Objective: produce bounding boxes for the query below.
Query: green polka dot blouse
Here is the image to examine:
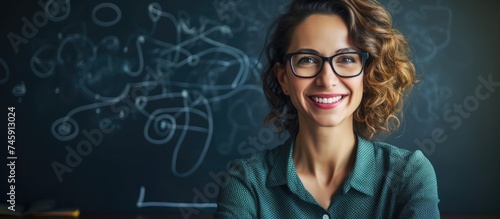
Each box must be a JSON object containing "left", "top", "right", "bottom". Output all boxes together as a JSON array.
[{"left": 215, "top": 136, "right": 439, "bottom": 218}]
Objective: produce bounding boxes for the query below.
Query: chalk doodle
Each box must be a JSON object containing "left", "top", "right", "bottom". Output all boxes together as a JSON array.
[
  {"left": 212, "top": 0, "right": 287, "bottom": 54},
  {"left": 91, "top": 3, "right": 122, "bottom": 27},
  {"left": 31, "top": 45, "right": 57, "bottom": 78},
  {"left": 44, "top": 0, "right": 71, "bottom": 22},
  {"left": 16, "top": 0, "right": 271, "bottom": 209},
  {"left": 400, "top": 0, "right": 454, "bottom": 124},
  {"left": 137, "top": 186, "right": 217, "bottom": 208},
  {"left": 411, "top": 72, "right": 452, "bottom": 124},
  {"left": 403, "top": 1, "right": 452, "bottom": 63},
  {"left": 12, "top": 81, "right": 27, "bottom": 102}
]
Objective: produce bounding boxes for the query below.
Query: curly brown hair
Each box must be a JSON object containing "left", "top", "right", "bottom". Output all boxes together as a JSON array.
[{"left": 262, "top": 0, "right": 416, "bottom": 140}]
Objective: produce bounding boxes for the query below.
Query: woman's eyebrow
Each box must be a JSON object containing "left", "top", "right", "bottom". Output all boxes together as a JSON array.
[
  {"left": 294, "top": 48, "right": 320, "bottom": 54},
  {"left": 335, "top": 47, "right": 357, "bottom": 53},
  {"left": 293, "top": 47, "right": 358, "bottom": 54}
]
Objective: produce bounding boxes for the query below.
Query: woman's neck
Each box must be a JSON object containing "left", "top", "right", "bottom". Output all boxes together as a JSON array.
[{"left": 292, "top": 118, "right": 357, "bottom": 184}]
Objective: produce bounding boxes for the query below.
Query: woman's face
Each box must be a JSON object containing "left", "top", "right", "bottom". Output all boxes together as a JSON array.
[{"left": 275, "top": 14, "right": 364, "bottom": 130}]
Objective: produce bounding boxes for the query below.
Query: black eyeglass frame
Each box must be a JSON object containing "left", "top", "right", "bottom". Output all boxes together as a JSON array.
[{"left": 283, "top": 51, "right": 370, "bottom": 78}]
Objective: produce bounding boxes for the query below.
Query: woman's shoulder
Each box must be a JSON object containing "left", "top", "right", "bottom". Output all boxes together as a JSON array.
[
  {"left": 368, "top": 139, "right": 437, "bottom": 186},
  {"left": 226, "top": 138, "right": 291, "bottom": 181},
  {"left": 370, "top": 140, "right": 432, "bottom": 168},
  {"left": 367, "top": 140, "right": 440, "bottom": 216}
]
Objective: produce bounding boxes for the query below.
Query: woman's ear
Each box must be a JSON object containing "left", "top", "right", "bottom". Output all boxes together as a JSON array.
[{"left": 274, "top": 62, "right": 289, "bottom": 95}]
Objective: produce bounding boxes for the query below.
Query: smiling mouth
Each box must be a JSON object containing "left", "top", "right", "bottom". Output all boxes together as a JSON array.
[{"left": 311, "top": 95, "right": 346, "bottom": 104}]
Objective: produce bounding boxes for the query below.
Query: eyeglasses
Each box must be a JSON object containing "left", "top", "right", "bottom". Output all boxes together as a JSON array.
[{"left": 283, "top": 51, "right": 369, "bottom": 78}]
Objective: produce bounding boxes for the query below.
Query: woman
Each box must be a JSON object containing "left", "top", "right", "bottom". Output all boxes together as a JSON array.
[{"left": 215, "top": 0, "right": 439, "bottom": 218}]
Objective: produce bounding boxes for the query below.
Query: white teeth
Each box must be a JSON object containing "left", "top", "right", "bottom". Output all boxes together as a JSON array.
[{"left": 313, "top": 96, "right": 342, "bottom": 103}]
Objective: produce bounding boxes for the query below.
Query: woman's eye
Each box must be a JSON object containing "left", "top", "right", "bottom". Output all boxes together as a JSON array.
[
  {"left": 337, "top": 56, "right": 357, "bottom": 64},
  {"left": 297, "top": 57, "right": 318, "bottom": 65}
]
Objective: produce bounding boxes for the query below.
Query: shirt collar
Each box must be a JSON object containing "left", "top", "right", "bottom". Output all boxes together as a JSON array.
[
  {"left": 267, "top": 137, "right": 292, "bottom": 187},
  {"left": 343, "top": 137, "right": 376, "bottom": 196},
  {"left": 267, "top": 135, "right": 376, "bottom": 196}
]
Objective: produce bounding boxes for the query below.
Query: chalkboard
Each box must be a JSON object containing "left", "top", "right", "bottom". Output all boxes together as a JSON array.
[{"left": 1, "top": 0, "right": 499, "bottom": 216}]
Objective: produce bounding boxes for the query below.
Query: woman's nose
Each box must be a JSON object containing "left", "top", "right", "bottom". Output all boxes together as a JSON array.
[{"left": 315, "top": 61, "right": 339, "bottom": 87}]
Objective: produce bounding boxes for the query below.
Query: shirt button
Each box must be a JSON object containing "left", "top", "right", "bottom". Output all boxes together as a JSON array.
[{"left": 322, "top": 214, "right": 329, "bottom": 219}]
